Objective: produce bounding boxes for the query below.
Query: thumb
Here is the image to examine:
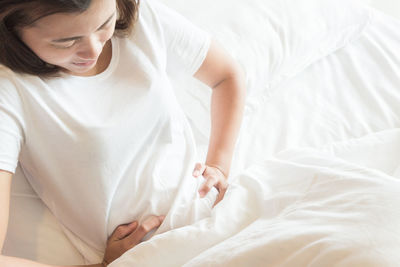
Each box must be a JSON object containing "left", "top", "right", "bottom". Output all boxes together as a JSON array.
[{"left": 110, "top": 221, "right": 138, "bottom": 241}]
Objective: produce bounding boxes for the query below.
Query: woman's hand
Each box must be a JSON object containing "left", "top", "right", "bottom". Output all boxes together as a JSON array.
[
  {"left": 192, "top": 163, "right": 228, "bottom": 207},
  {"left": 102, "top": 215, "right": 164, "bottom": 266}
]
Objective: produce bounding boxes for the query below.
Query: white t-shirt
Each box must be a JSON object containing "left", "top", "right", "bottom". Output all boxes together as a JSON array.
[{"left": 0, "top": 0, "right": 214, "bottom": 252}]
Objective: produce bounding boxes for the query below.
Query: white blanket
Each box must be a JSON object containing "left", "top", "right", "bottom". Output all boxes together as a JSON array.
[{"left": 110, "top": 129, "right": 400, "bottom": 267}]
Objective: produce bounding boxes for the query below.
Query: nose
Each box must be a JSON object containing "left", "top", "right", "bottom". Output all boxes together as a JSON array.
[{"left": 76, "top": 36, "right": 103, "bottom": 60}]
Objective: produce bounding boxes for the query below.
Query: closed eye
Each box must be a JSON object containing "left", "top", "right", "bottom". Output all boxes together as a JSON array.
[
  {"left": 50, "top": 11, "right": 116, "bottom": 45},
  {"left": 53, "top": 40, "right": 77, "bottom": 49}
]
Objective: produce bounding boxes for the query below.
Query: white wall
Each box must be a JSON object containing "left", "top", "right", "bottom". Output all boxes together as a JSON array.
[{"left": 360, "top": 0, "right": 400, "bottom": 20}]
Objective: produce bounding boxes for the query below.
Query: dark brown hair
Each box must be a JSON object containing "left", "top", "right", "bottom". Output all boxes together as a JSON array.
[{"left": 0, "top": 0, "right": 140, "bottom": 77}]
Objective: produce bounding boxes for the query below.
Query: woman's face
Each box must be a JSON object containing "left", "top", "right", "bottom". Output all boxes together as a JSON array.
[{"left": 19, "top": 0, "right": 117, "bottom": 76}]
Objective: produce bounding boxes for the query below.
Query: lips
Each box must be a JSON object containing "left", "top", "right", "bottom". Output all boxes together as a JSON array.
[{"left": 73, "top": 60, "right": 96, "bottom": 67}]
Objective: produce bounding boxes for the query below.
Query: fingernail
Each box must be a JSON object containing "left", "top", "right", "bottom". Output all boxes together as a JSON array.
[
  {"left": 193, "top": 170, "right": 200, "bottom": 176},
  {"left": 199, "top": 190, "right": 206, "bottom": 197}
]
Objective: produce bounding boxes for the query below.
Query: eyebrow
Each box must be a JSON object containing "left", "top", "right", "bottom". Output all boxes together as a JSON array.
[{"left": 51, "top": 12, "right": 116, "bottom": 43}]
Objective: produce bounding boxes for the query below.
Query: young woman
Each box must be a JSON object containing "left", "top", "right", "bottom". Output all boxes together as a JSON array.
[{"left": 0, "top": 0, "right": 246, "bottom": 266}]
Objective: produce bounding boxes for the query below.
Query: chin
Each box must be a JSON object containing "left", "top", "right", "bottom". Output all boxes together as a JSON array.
[
  {"left": 71, "top": 67, "right": 92, "bottom": 73},
  {"left": 68, "top": 64, "right": 96, "bottom": 74}
]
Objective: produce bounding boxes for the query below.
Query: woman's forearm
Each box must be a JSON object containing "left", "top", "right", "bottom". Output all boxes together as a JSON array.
[
  {"left": 0, "top": 255, "right": 104, "bottom": 267},
  {"left": 205, "top": 70, "right": 246, "bottom": 177}
]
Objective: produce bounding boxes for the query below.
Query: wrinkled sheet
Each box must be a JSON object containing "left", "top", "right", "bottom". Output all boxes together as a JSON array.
[{"left": 110, "top": 129, "right": 400, "bottom": 267}]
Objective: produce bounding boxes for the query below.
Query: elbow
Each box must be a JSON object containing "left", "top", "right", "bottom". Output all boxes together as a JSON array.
[
  {"left": 223, "top": 63, "right": 247, "bottom": 99},
  {"left": 213, "top": 63, "right": 247, "bottom": 93}
]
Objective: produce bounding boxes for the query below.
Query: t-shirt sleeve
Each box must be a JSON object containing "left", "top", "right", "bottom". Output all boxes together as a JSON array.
[
  {"left": 0, "top": 75, "right": 24, "bottom": 174},
  {"left": 148, "top": 0, "right": 212, "bottom": 76}
]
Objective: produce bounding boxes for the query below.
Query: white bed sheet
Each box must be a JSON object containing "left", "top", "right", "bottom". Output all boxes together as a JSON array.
[
  {"left": 4, "top": 5, "right": 400, "bottom": 267},
  {"left": 110, "top": 128, "right": 400, "bottom": 267}
]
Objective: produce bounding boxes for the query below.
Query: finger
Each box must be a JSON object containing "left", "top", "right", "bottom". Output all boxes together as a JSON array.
[
  {"left": 218, "top": 178, "right": 229, "bottom": 191},
  {"left": 198, "top": 176, "right": 217, "bottom": 197},
  {"left": 110, "top": 221, "right": 138, "bottom": 241},
  {"left": 127, "top": 215, "right": 164, "bottom": 245},
  {"left": 192, "top": 162, "right": 206, "bottom": 178},
  {"left": 212, "top": 187, "right": 227, "bottom": 208}
]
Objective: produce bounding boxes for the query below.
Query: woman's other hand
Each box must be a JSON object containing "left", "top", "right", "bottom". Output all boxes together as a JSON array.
[
  {"left": 102, "top": 215, "right": 165, "bottom": 265},
  {"left": 192, "top": 163, "right": 228, "bottom": 207}
]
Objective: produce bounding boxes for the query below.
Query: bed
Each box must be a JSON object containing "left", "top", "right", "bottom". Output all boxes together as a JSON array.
[{"left": 3, "top": 0, "right": 400, "bottom": 266}]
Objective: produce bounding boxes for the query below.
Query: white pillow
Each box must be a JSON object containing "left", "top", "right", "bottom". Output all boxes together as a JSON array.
[{"left": 161, "top": 0, "right": 372, "bottom": 97}]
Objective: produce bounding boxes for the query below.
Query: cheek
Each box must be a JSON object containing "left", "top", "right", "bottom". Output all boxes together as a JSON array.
[
  {"left": 37, "top": 49, "right": 74, "bottom": 65},
  {"left": 27, "top": 43, "right": 74, "bottom": 66},
  {"left": 20, "top": 30, "right": 73, "bottom": 65},
  {"left": 104, "top": 30, "right": 114, "bottom": 42},
  {"left": 104, "top": 21, "right": 117, "bottom": 41}
]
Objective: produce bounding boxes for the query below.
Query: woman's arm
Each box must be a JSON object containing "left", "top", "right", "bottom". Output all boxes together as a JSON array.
[
  {"left": 0, "top": 170, "right": 12, "bottom": 253},
  {"left": 193, "top": 39, "right": 246, "bottom": 198},
  {"left": 194, "top": 39, "right": 246, "bottom": 175},
  {"left": 1, "top": 170, "right": 62, "bottom": 266}
]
